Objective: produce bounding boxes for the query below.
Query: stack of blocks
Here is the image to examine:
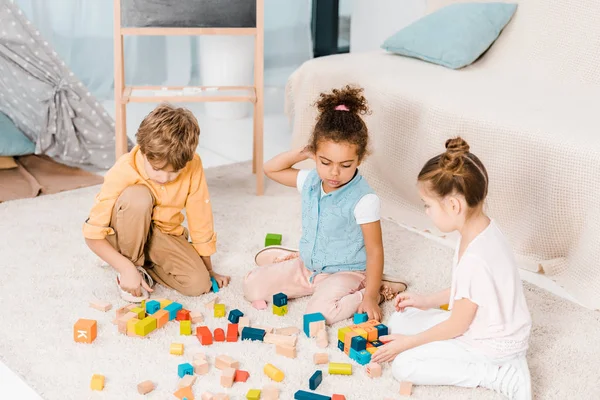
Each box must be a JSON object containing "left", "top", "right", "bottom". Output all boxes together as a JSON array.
[
  {"left": 272, "top": 293, "right": 288, "bottom": 316},
  {"left": 336, "top": 313, "right": 388, "bottom": 365}
]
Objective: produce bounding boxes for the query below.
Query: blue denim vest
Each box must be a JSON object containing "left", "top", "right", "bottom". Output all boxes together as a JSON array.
[{"left": 299, "top": 169, "right": 374, "bottom": 280}]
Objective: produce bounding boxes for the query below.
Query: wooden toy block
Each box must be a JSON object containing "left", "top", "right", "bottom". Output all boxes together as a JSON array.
[
  {"left": 276, "top": 344, "right": 297, "bottom": 358},
  {"left": 316, "top": 329, "right": 328, "bottom": 348},
  {"left": 205, "top": 297, "right": 218, "bottom": 310},
  {"left": 145, "top": 300, "right": 160, "bottom": 314},
  {"left": 153, "top": 309, "right": 170, "bottom": 328},
  {"left": 353, "top": 312, "right": 368, "bottom": 324},
  {"left": 201, "top": 392, "right": 214, "bottom": 400},
  {"left": 226, "top": 324, "right": 239, "bottom": 342},
  {"left": 117, "top": 312, "right": 136, "bottom": 334},
  {"left": 241, "top": 326, "right": 266, "bottom": 341},
  {"left": 264, "top": 363, "right": 284, "bottom": 382},
  {"left": 174, "top": 385, "right": 195, "bottom": 400},
  {"left": 214, "top": 304, "right": 226, "bottom": 318},
  {"left": 220, "top": 367, "right": 236, "bottom": 388},
  {"left": 74, "top": 319, "right": 97, "bottom": 343},
  {"left": 262, "top": 384, "right": 279, "bottom": 400},
  {"left": 265, "top": 232, "right": 282, "bottom": 247},
  {"left": 329, "top": 362, "right": 352, "bottom": 375},
  {"left": 252, "top": 300, "right": 268, "bottom": 310},
  {"left": 164, "top": 302, "right": 183, "bottom": 320},
  {"left": 294, "top": 390, "right": 330, "bottom": 400},
  {"left": 215, "top": 354, "right": 239, "bottom": 370},
  {"left": 351, "top": 335, "right": 367, "bottom": 351},
  {"left": 238, "top": 316, "right": 250, "bottom": 333},
  {"left": 194, "top": 352, "right": 207, "bottom": 361},
  {"left": 214, "top": 328, "right": 225, "bottom": 342},
  {"left": 309, "top": 320, "right": 326, "bottom": 338},
  {"left": 246, "top": 389, "right": 261, "bottom": 400},
  {"left": 366, "top": 347, "right": 377, "bottom": 354},
  {"left": 211, "top": 276, "right": 220, "bottom": 293},
  {"left": 176, "top": 309, "right": 191, "bottom": 321},
  {"left": 228, "top": 309, "right": 244, "bottom": 323},
  {"left": 90, "top": 301, "right": 112, "bottom": 312},
  {"left": 344, "top": 331, "right": 358, "bottom": 349},
  {"left": 170, "top": 342, "right": 184, "bottom": 355},
  {"left": 309, "top": 370, "right": 322, "bottom": 390},
  {"left": 180, "top": 320, "right": 192, "bottom": 335},
  {"left": 374, "top": 324, "right": 389, "bottom": 337},
  {"left": 159, "top": 298, "right": 172, "bottom": 309},
  {"left": 337, "top": 327, "right": 351, "bottom": 343},
  {"left": 130, "top": 306, "right": 145, "bottom": 319},
  {"left": 253, "top": 325, "right": 274, "bottom": 333},
  {"left": 214, "top": 394, "right": 229, "bottom": 400},
  {"left": 353, "top": 328, "right": 368, "bottom": 339},
  {"left": 314, "top": 353, "right": 328, "bottom": 364},
  {"left": 273, "top": 292, "right": 288, "bottom": 307},
  {"left": 440, "top": 303, "right": 449, "bottom": 311},
  {"left": 196, "top": 326, "right": 213, "bottom": 345},
  {"left": 115, "top": 304, "right": 133, "bottom": 319},
  {"left": 264, "top": 333, "right": 297, "bottom": 347},
  {"left": 273, "top": 304, "right": 288, "bottom": 316},
  {"left": 370, "top": 340, "right": 384, "bottom": 347},
  {"left": 178, "top": 362, "right": 194, "bottom": 378},
  {"left": 135, "top": 316, "right": 157, "bottom": 336},
  {"left": 190, "top": 310, "right": 204, "bottom": 324},
  {"left": 178, "top": 374, "right": 197, "bottom": 388},
  {"left": 276, "top": 326, "right": 300, "bottom": 336},
  {"left": 193, "top": 359, "right": 209, "bottom": 375},
  {"left": 331, "top": 395, "right": 346, "bottom": 400},
  {"left": 127, "top": 318, "right": 140, "bottom": 337},
  {"left": 235, "top": 370, "right": 250, "bottom": 382},
  {"left": 367, "top": 319, "right": 380, "bottom": 326},
  {"left": 137, "top": 380, "right": 154, "bottom": 394},
  {"left": 399, "top": 381, "right": 413, "bottom": 396},
  {"left": 365, "top": 326, "right": 378, "bottom": 341},
  {"left": 303, "top": 312, "right": 326, "bottom": 337},
  {"left": 366, "top": 362, "right": 382, "bottom": 378},
  {"left": 90, "top": 374, "right": 104, "bottom": 391}
]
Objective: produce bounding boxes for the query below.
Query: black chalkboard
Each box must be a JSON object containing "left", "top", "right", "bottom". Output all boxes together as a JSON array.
[{"left": 121, "top": 0, "right": 257, "bottom": 28}]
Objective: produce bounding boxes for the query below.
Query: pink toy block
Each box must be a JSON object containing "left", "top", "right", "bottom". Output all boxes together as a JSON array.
[{"left": 366, "top": 362, "right": 382, "bottom": 378}]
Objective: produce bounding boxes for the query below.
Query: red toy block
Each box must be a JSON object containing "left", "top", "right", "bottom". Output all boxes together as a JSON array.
[
  {"left": 176, "top": 309, "right": 191, "bottom": 321},
  {"left": 226, "top": 324, "right": 238, "bottom": 342},
  {"left": 332, "top": 395, "right": 346, "bottom": 400},
  {"left": 196, "top": 326, "right": 213, "bottom": 345},
  {"left": 214, "top": 328, "right": 225, "bottom": 342},
  {"left": 234, "top": 370, "right": 250, "bottom": 382}
]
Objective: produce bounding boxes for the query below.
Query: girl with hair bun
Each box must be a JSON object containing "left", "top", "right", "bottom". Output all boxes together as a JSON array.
[{"left": 373, "top": 137, "right": 532, "bottom": 400}]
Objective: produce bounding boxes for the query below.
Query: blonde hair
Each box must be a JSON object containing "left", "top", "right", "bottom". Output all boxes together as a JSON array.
[{"left": 136, "top": 103, "right": 199, "bottom": 171}]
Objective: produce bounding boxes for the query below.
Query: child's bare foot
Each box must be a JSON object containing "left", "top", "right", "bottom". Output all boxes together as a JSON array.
[{"left": 379, "top": 277, "right": 408, "bottom": 304}]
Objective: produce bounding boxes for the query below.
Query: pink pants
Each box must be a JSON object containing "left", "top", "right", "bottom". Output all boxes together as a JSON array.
[{"left": 243, "top": 257, "right": 367, "bottom": 325}]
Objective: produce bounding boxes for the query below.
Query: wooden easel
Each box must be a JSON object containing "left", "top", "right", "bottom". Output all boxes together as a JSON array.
[{"left": 113, "top": 0, "right": 265, "bottom": 195}]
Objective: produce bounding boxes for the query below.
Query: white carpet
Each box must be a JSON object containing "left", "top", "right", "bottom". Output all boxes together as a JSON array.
[{"left": 0, "top": 162, "right": 599, "bottom": 400}]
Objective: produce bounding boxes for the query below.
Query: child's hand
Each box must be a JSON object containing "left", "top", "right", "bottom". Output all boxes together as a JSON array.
[
  {"left": 209, "top": 270, "right": 231, "bottom": 288},
  {"left": 394, "top": 292, "right": 430, "bottom": 312},
  {"left": 119, "top": 264, "right": 153, "bottom": 297},
  {"left": 358, "top": 296, "right": 382, "bottom": 321},
  {"left": 299, "top": 146, "right": 315, "bottom": 161},
  {"left": 371, "top": 334, "right": 412, "bottom": 363}
]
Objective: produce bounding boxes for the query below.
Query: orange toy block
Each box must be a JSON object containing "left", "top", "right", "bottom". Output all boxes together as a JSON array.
[
  {"left": 176, "top": 309, "right": 191, "bottom": 321},
  {"left": 331, "top": 395, "right": 346, "bottom": 400},
  {"left": 127, "top": 318, "right": 141, "bottom": 337},
  {"left": 137, "top": 380, "right": 154, "bottom": 394},
  {"left": 178, "top": 374, "right": 197, "bottom": 388},
  {"left": 89, "top": 301, "right": 112, "bottom": 312},
  {"left": 213, "top": 328, "right": 225, "bottom": 342},
  {"left": 316, "top": 329, "right": 328, "bottom": 348},
  {"left": 226, "top": 324, "right": 238, "bottom": 342},
  {"left": 309, "top": 320, "right": 325, "bottom": 337},
  {"left": 314, "top": 353, "right": 329, "bottom": 364},
  {"left": 275, "top": 326, "right": 300, "bottom": 336},
  {"left": 365, "top": 326, "right": 378, "bottom": 341},
  {"left": 220, "top": 367, "right": 236, "bottom": 388},
  {"left": 344, "top": 331, "right": 358, "bottom": 349},
  {"left": 174, "top": 385, "right": 194, "bottom": 400},
  {"left": 367, "top": 319, "right": 380, "bottom": 326},
  {"left": 215, "top": 355, "right": 239, "bottom": 370},
  {"left": 191, "top": 310, "right": 204, "bottom": 324},
  {"left": 399, "top": 381, "right": 413, "bottom": 396},
  {"left": 234, "top": 370, "right": 250, "bottom": 382},
  {"left": 74, "top": 319, "right": 97, "bottom": 343},
  {"left": 366, "top": 362, "right": 382, "bottom": 378},
  {"left": 193, "top": 359, "right": 209, "bottom": 375},
  {"left": 262, "top": 384, "right": 279, "bottom": 400},
  {"left": 153, "top": 309, "right": 170, "bottom": 328},
  {"left": 237, "top": 316, "right": 250, "bottom": 333},
  {"left": 90, "top": 374, "right": 104, "bottom": 391},
  {"left": 196, "top": 326, "right": 213, "bottom": 345},
  {"left": 276, "top": 344, "right": 297, "bottom": 358}
]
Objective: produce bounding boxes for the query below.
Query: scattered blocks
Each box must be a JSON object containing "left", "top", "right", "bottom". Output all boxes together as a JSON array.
[
  {"left": 178, "top": 362, "right": 194, "bottom": 378},
  {"left": 190, "top": 310, "right": 204, "bottom": 324},
  {"left": 273, "top": 293, "right": 288, "bottom": 307},
  {"left": 265, "top": 233, "right": 282, "bottom": 247},
  {"left": 264, "top": 363, "right": 285, "bottom": 382},
  {"left": 226, "top": 324, "right": 239, "bottom": 342},
  {"left": 135, "top": 316, "right": 157, "bottom": 336},
  {"left": 90, "top": 374, "right": 104, "bottom": 391},
  {"left": 294, "top": 390, "right": 330, "bottom": 400},
  {"left": 170, "top": 343, "right": 184, "bottom": 355},
  {"left": 145, "top": 300, "right": 160, "bottom": 314},
  {"left": 164, "top": 302, "right": 183, "bottom": 320},
  {"left": 177, "top": 309, "right": 191, "bottom": 321},
  {"left": 246, "top": 389, "right": 261, "bottom": 400},
  {"left": 193, "top": 359, "right": 209, "bottom": 375},
  {"left": 215, "top": 355, "right": 240, "bottom": 370},
  {"left": 366, "top": 362, "right": 382, "bottom": 378},
  {"left": 90, "top": 301, "right": 112, "bottom": 312},
  {"left": 196, "top": 326, "right": 213, "bottom": 345},
  {"left": 399, "top": 381, "right": 413, "bottom": 396},
  {"left": 137, "top": 380, "right": 154, "bottom": 394},
  {"left": 353, "top": 312, "right": 368, "bottom": 324},
  {"left": 180, "top": 320, "right": 192, "bottom": 336},
  {"left": 154, "top": 309, "right": 170, "bottom": 328},
  {"left": 309, "top": 370, "right": 323, "bottom": 390},
  {"left": 214, "top": 328, "right": 225, "bottom": 342},
  {"left": 241, "top": 327, "right": 266, "bottom": 341},
  {"left": 174, "top": 385, "right": 195, "bottom": 400},
  {"left": 273, "top": 304, "right": 288, "bottom": 316},
  {"left": 178, "top": 374, "right": 197, "bottom": 388},
  {"left": 314, "top": 353, "right": 328, "bottom": 364},
  {"left": 303, "top": 312, "right": 326, "bottom": 337},
  {"left": 74, "top": 319, "right": 97, "bottom": 343},
  {"left": 276, "top": 344, "right": 297, "bottom": 358},
  {"left": 211, "top": 276, "right": 220, "bottom": 293},
  {"left": 228, "top": 309, "right": 244, "bottom": 324},
  {"left": 235, "top": 370, "right": 250, "bottom": 383},
  {"left": 329, "top": 362, "right": 352, "bottom": 375},
  {"left": 252, "top": 300, "right": 268, "bottom": 310},
  {"left": 214, "top": 304, "right": 226, "bottom": 318},
  {"left": 220, "top": 367, "right": 236, "bottom": 388}
]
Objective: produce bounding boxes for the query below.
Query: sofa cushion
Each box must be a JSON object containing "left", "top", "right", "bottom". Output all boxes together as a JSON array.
[
  {"left": 0, "top": 112, "right": 35, "bottom": 156},
  {"left": 381, "top": 2, "right": 518, "bottom": 69}
]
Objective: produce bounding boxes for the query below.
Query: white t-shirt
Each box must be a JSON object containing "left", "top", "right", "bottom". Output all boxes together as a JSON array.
[
  {"left": 296, "top": 169, "right": 380, "bottom": 225},
  {"left": 449, "top": 219, "right": 532, "bottom": 358}
]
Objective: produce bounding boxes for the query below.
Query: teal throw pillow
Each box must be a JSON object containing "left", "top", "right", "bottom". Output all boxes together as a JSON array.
[
  {"left": 0, "top": 112, "right": 35, "bottom": 156},
  {"left": 381, "top": 3, "right": 518, "bottom": 69}
]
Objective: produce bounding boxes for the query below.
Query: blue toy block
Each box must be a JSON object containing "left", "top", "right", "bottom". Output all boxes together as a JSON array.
[
  {"left": 337, "top": 340, "right": 345, "bottom": 351},
  {"left": 178, "top": 362, "right": 194, "bottom": 378},
  {"left": 145, "top": 300, "right": 160, "bottom": 315},
  {"left": 294, "top": 390, "right": 331, "bottom": 400},
  {"left": 164, "top": 302, "right": 183, "bottom": 321},
  {"left": 374, "top": 324, "right": 388, "bottom": 337},
  {"left": 303, "top": 312, "right": 326, "bottom": 337},
  {"left": 228, "top": 309, "right": 244, "bottom": 324},
  {"left": 370, "top": 340, "right": 383, "bottom": 347},
  {"left": 351, "top": 335, "right": 367, "bottom": 351},
  {"left": 210, "top": 276, "right": 219, "bottom": 293},
  {"left": 349, "top": 348, "right": 359, "bottom": 362},
  {"left": 353, "top": 312, "right": 368, "bottom": 324},
  {"left": 273, "top": 292, "right": 288, "bottom": 307},
  {"left": 356, "top": 349, "right": 372, "bottom": 365},
  {"left": 309, "top": 370, "right": 323, "bottom": 390},
  {"left": 241, "top": 326, "right": 266, "bottom": 341}
]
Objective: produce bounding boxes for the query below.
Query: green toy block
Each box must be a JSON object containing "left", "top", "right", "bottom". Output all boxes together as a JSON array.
[
  {"left": 134, "top": 316, "right": 157, "bottom": 336},
  {"left": 180, "top": 320, "right": 192, "bottom": 335},
  {"left": 265, "top": 233, "right": 282, "bottom": 247},
  {"left": 214, "top": 304, "right": 226, "bottom": 318},
  {"left": 273, "top": 304, "right": 288, "bottom": 316},
  {"left": 246, "top": 389, "right": 261, "bottom": 400}
]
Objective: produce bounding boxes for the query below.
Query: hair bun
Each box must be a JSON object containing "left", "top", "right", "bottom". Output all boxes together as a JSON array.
[
  {"left": 314, "top": 85, "right": 370, "bottom": 116},
  {"left": 440, "top": 137, "right": 470, "bottom": 175}
]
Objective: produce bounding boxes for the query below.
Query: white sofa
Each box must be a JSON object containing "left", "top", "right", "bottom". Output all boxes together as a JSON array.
[{"left": 286, "top": 0, "right": 600, "bottom": 308}]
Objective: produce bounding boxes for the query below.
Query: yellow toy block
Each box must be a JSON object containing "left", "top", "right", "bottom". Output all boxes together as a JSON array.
[
  {"left": 170, "top": 343, "right": 184, "bottom": 355},
  {"left": 127, "top": 318, "right": 140, "bottom": 335},
  {"left": 214, "top": 304, "right": 226, "bottom": 318},
  {"left": 272, "top": 304, "right": 287, "bottom": 316},
  {"left": 264, "top": 363, "right": 284, "bottom": 382},
  {"left": 353, "top": 328, "right": 368, "bottom": 339},
  {"left": 329, "top": 362, "right": 352, "bottom": 375},
  {"left": 180, "top": 320, "right": 192, "bottom": 335},
  {"left": 160, "top": 299, "right": 173, "bottom": 309},
  {"left": 130, "top": 307, "right": 145, "bottom": 319},
  {"left": 366, "top": 347, "right": 377, "bottom": 355},
  {"left": 135, "top": 316, "right": 157, "bottom": 336},
  {"left": 90, "top": 374, "right": 105, "bottom": 391},
  {"left": 440, "top": 303, "right": 449, "bottom": 311},
  {"left": 338, "top": 327, "right": 351, "bottom": 343},
  {"left": 247, "top": 389, "right": 261, "bottom": 400}
]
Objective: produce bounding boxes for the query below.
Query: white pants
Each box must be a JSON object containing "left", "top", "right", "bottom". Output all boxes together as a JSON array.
[{"left": 388, "top": 308, "right": 524, "bottom": 388}]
